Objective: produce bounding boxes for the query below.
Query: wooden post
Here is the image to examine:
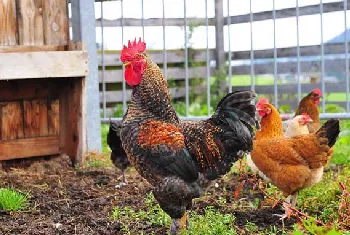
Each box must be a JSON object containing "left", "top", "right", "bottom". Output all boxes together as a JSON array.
[
  {"left": 214, "top": 0, "right": 225, "bottom": 70},
  {"left": 0, "top": 0, "right": 18, "bottom": 46}
]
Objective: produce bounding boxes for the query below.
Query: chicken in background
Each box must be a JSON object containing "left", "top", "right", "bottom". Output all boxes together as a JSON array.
[
  {"left": 107, "top": 120, "right": 130, "bottom": 187},
  {"left": 285, "top": 114, "right": 313, "bottom": 137},
  {"left": 293, "top": 88, "right": 322, "bottom": 133},
  {"left": 119, "top": 38, "right": 259, "bottom": 234},
  {"left": 248, "top": 98, "right": 340, "bottom": 219}
]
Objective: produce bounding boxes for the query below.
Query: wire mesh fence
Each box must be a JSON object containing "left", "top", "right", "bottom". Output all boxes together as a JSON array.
[{"left": 95, "top": 0, "right": 350, "bottom": 122}]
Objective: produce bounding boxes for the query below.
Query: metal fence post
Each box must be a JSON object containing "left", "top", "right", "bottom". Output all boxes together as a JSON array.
[
  {"left": 71, "top": 0, "right": 102, "bottom": 152},
  {"left": 215, "top": 0, "right": 225, "bottom": 70}
]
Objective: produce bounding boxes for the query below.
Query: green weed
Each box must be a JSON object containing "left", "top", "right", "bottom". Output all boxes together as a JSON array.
[{"left": 0, "top": 188, "right": 28, "bottom": 211}]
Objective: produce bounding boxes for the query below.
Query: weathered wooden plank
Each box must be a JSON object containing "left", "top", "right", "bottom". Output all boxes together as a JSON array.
[
  {"left": 232, "top": 43, "right": 350, "bottom": 60},
  {"left": 0, "top": 44, "right": 67, "bottom": 53},
  {"left": 42, "top": 0, "right": 68, "bottom": 45},
  {"left": 0, "top": 101, "right": 24, "bottom": 141},
  {"left": 233, "top": 82, "right": 348, "bottom": 95},
  {"left": 99, "top": 86, "right": 205, "bottom": 104},
  {"left": 84, "top": 2, "right": 348, "bottom": 28},
  {"left": 48, "top": 99, "right": 59, "bottom": 136},
  {"left": 226, "top": 2, "right": 349, "bottom": 25},
  {"left": 0, "top": 51, "right": 88, "bottom": 79},
  {"left": 0, "top": 136, "right": 59, "bottom": 160},
  {"left": 99, "top": 67, "right": 209, "bottom": 83},
  {"left": 0, "top": 0, "right": 18, "bottom": 45},
  {"left": 231, "top": 58, "right": 350, "bottom": 75},
  {"left": 23, "top": 99, "right": 48, "bottom": 138},
  {"left": 98, "top": 49, "right": 214, "bottom": 66},
  {"left": 17, "top": 0, "right": 44, "bottom": 46},
  {"left": 91, "top": 17, "right": 215, "bottom": 27}
]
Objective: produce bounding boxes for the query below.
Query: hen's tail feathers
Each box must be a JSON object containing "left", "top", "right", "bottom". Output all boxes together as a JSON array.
[{"left": 316, "top": 118, "right": 340, "bottom": 148}]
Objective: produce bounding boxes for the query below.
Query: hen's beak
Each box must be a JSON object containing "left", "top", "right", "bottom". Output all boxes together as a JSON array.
[{"left": 124, "top": 61, "right": 131, "bottom": 67}]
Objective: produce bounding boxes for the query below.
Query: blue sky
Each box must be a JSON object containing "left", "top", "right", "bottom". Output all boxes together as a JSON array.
[{"left": 83, "top": 0, "right": 350, "bottom": 51}]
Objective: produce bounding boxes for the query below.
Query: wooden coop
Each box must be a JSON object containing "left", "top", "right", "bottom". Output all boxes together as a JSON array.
[{"left": 0, "top": 0, "right": 88, "bottom": 164}]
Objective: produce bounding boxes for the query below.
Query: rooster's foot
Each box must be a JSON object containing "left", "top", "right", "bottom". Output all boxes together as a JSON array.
[
  {"left": 115, "top": 182, "right": 128, "bottom": 189},
  {"left": 170, "top": 212, "right": 188, "bottom": 235}
]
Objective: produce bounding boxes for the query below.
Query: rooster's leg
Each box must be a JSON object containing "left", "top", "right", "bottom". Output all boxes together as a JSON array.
[
  {"left": 115, "top": 169, "right": 127, "bottom": 188},
  {"left": 121, "top": 169, "right": 127, "bottom": 184},
  {"left": 170, "top": 211, "right": 188, "bottom": 235}
]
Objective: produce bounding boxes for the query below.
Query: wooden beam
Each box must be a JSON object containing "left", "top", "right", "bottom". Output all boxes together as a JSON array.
[
  {"left": 0, "top": 51, "right": 88, "bottom": 80},
  {"left": 72, "top": 2, "right": 349, "bottom": 28},
  {"left": 16, "top": 0, "right": 44, "bottom": 46},
  {"left": 231, "top": 58, "right": 350, "bottom": 75},
  {"left": 232, "top": 42, "right": 350, "bottom": 60},
  {"left": 99, "top": 67, "right": 210, "bottom": 83},
  {"left": 0, "top": 0, "right": 18, "bottom": 45},
  {"left": 92, "top": 17, "right": 215, "bottom": 27},
  {"left": 97, "top": 49, "right": 215, "bottom": 66},
  {"left": 42, "top": 0, "right": 69, "bottom": 45},
  {"left": 99, "top": 86, "right": 205, "bottom": 103},
  {"left": 0, "top": 136, "right": 59, "bottom": 160},
  {"left": 0, "top": 44, "right": 67, "bottom": 53},
  {"left": 233, "top": 82, "right": 348, "bottom": 95},
  {"left": 226, "top": 2, "right": 349, "bottom": 25}
]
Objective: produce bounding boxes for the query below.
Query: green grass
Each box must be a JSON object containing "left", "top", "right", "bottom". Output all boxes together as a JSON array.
[
  {"left": 0, "top": 188, "right": 28, "bottom": 211},
  {"left": 111, "top": 192, "right": 238, "bottom": 235}
]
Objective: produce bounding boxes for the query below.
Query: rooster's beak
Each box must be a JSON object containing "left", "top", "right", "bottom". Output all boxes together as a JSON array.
[{"left": 124, "top": 61, "right": 131, "bottom": 67}]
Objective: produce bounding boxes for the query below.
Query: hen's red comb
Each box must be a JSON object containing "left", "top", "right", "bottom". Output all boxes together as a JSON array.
[
  {"left": 120, "top": 37, "right": 146, "bottom": 62},
  {"left": 312, "top": 88, "right": 322, "bottom": 96},
  {"left": 256, "top": 97, "right": 268, "bottom": 108}
]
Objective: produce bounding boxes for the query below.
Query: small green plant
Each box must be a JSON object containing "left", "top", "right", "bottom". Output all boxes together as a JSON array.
[
  {"left": 111, "top": 192, "right": 170, "bottom": 233},
  {"left": 182, "top": 206, "right": 236, "bottom": 235},
  {"left": 0, "top": 188, "right": 28, "bottom": 211},
  {"left": 245, "top": 221, "right": 259, "bottom": 233},
  {"left": 293, "top": 217, "right": 342, "bottom": 235}
]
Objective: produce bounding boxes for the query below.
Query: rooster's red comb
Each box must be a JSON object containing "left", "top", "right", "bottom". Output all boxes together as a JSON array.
[
  {"left": 120, "top": 37, "right": 146, "bottom": 62},
  {"left": 312, "top": 88, "right": 322, "bottom": 96},
  {"left": 256, "top": 97, "right": 268, "bottom": 108}
]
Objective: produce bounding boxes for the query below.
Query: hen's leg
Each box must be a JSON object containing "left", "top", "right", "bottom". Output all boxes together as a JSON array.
[{"left": 273, "top": 193, "right": 296, "bottom": 220}]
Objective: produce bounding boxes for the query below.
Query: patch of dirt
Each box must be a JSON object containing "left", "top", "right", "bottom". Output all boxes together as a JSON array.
[{"left": 0, "top": 156, "right": 297, "bottom": 234}]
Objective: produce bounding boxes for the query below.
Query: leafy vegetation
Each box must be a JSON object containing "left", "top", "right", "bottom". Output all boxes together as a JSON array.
[{"left": 0, "top": 188, "right": 28, "bottom": 211}]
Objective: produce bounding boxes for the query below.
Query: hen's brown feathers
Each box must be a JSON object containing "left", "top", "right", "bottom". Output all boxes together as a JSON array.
[{"left": 251, "top": 119, "right": 340, "bottom": 195}]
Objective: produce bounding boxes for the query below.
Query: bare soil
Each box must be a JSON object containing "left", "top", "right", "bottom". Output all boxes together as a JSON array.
[{"left": 0, "top": 156, "right": 296, "bottom": 235}]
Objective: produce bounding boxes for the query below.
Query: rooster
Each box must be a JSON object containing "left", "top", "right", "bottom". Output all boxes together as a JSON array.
[
  {"left": 107, "top": 120, "right": 130, "bottom": 186},
  {"left": 119, "top": 38, "right": 259, "bottom": 234},
  {"left": 294, "top": 88, "right": 322, "bottom": 133},
  {"left": 249, "top": 98, "right": 340, "bottom": 219}
]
